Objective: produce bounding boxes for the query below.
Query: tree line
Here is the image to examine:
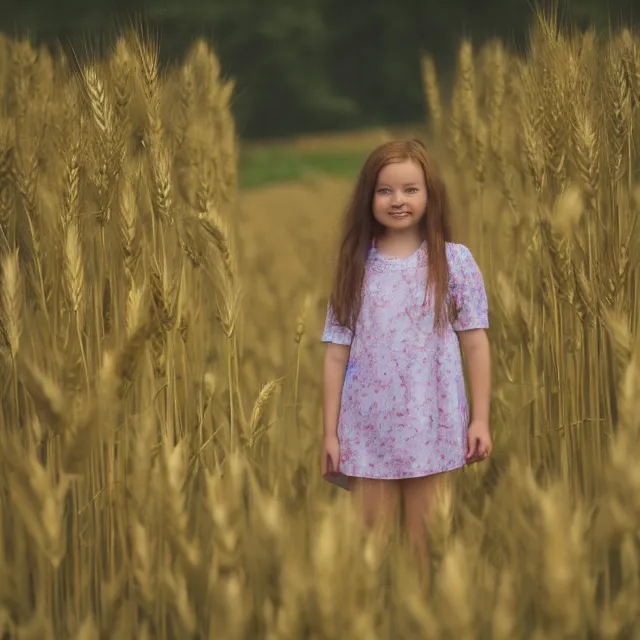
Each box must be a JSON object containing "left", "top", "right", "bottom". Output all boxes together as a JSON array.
[{"left": 2, "top": 0, "right": 637, "bottom": 139}]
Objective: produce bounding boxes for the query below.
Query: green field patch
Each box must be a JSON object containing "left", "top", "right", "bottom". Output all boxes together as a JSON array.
[{"left": 239, "top": 148, "right": 368, "bottom": 189}]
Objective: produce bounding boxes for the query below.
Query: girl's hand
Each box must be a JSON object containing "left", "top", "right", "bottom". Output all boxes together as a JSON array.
[
  {"left": 321, "top": 435, "right": 341, "bottom": 477},
  {"left": 466, "top": 420, "right": 492, "bottom": 464}
]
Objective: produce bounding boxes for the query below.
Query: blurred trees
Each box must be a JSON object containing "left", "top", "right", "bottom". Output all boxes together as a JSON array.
[{"left": 2, "top": 0, "right": 638, "bottom": 138}]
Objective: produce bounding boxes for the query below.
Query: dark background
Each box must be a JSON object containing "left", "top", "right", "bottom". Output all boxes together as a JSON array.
[{"left": 2, "top": 0, "right": 637, "bottom": 139}]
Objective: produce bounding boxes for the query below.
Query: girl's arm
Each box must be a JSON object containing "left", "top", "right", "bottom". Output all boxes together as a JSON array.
[
  {"left": 457, "top": 328, "right": 491, "bottom": 426},
  {"left": 322, "top": 343, "right": 350, "bottom": 440}
]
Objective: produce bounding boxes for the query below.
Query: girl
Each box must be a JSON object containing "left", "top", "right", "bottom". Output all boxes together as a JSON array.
[{"left": 320, "top": 139, "right": 492, "bottom": 571}]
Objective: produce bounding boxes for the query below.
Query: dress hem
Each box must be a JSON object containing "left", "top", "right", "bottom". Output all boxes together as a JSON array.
[{"left": 324, "top": 461, "right": 467, "bottom": 491}]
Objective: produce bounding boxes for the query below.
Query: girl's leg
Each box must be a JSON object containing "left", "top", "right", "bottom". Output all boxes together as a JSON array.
[
  {"left": 348, "top": 478, "right": 401, "bottom": 534},
  {"left": 401, "top": 471, "right": 450, "bottom": 580}
]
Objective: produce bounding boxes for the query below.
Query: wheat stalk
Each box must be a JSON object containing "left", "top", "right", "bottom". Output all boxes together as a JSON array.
[
  {"left": 1, "top": 249, "right": 22, "bottom": 359},
  {"left": 119, "top": 172, "right": 141, "bottom": 281},
  {"left": 421, "top": 56, "right": 443, "bottom": 137},
  {"left": 248, "top": 378, "right": 282, "bottom": 447}
]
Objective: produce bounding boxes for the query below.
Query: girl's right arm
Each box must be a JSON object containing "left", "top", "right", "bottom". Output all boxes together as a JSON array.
[{"left": 322, "top": 343, "right": 350, "bottom": 441}]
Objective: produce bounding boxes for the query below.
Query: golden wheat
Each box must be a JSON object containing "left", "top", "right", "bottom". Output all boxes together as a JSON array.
[{"left": 0, "top": 13, "right": 638, "bottom": 638}]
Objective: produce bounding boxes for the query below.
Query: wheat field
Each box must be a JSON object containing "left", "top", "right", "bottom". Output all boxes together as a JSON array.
[{"left": 0, "top": 15, "right": 639, "bottom": 639}]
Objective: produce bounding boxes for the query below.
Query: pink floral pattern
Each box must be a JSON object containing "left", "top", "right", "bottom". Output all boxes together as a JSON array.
[{"left": 322, "top": 242, "right": 489, "bottom": 488}]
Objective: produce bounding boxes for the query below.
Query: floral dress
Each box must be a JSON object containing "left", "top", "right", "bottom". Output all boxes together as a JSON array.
[{"left": 322, "top": 241, "right": 489, "bottom": 489}]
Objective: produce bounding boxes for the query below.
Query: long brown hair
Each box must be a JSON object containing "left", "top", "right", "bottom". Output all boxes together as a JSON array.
[{"left": 329, "top": 139, "right": 453, "bottom": 332}]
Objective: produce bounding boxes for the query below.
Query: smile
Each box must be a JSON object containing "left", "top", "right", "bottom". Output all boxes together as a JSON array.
[{"left": 389, "top": 211, "right": 411, "bottom": 219}]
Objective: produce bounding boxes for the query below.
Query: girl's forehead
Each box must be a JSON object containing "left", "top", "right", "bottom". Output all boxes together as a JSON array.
[{"left": 376, "top": 159, "right": 424, "bottom": 183}]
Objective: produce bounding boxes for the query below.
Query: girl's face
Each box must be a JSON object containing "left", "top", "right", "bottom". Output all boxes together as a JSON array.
[{"left": 372, "top": 159, "right": 427, "bottom": 232}]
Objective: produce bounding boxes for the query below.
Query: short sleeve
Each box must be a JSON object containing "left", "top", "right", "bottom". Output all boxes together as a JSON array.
[
  {"left": 449, "top": 244, "right": 489, "bottom": 331},
  {"left": 321, "top": 302, "right": 353, "bottom": 346}
]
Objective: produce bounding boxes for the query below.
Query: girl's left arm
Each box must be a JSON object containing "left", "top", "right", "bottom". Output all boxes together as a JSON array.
[{"left": 457, "top": 328, "right": 491, "bottom": 426}]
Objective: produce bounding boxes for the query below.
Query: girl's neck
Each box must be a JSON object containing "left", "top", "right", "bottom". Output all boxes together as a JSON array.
[{"left": 375, "top": 230, "right": 423, "bottom": 259}]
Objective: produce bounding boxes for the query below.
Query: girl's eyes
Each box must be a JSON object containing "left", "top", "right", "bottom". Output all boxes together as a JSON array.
[{"left": 376, "top": 188, "right": 419, "bottom": 194}]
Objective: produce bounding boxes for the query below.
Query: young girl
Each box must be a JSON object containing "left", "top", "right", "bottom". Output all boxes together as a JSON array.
[{"left": 320, "top": 139, "right": 492, "bottom": 570}]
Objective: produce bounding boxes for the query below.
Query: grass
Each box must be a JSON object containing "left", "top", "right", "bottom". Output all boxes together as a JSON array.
[{"left": 239, "top": 147, "right": 369, "bottom": 188}]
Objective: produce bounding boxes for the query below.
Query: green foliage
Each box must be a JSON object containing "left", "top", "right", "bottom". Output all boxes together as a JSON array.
[{"left": 2, "top": 0, "right": 639, "bottom": 138}]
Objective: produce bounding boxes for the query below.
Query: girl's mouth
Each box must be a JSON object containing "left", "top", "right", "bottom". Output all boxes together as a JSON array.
[{"left": 389, "top": 211, "right": 411, "bottom": 219}]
